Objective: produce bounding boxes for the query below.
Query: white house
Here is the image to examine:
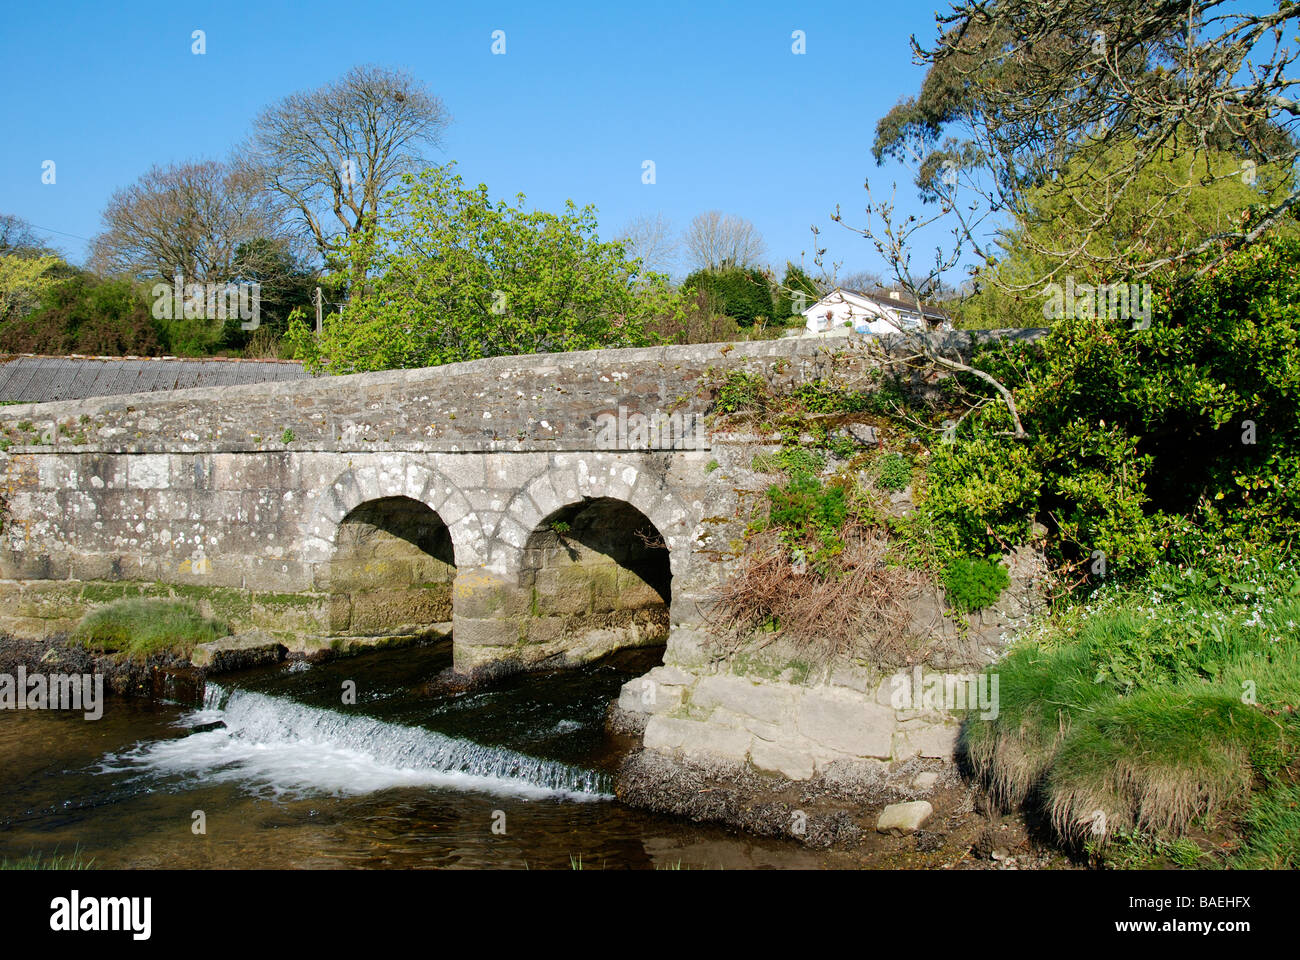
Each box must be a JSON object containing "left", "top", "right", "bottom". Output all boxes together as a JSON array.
[{"left": 801, "top": 288, "right": 951, "bottom": 337}]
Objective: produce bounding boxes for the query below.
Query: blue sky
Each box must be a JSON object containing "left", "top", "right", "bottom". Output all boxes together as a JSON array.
[{"left": 0, "top": 0, "right": 950, "bottom": 279}]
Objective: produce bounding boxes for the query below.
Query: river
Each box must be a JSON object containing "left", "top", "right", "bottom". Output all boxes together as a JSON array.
[{"left": 0, "top": 641, "right": 861, "bottom": 869}]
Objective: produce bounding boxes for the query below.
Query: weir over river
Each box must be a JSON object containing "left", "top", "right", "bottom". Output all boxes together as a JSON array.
[{"left": 0, "top": 641, "right": 865, "bottom": 868}]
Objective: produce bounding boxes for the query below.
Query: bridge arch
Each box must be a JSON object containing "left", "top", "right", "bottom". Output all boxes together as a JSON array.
[
  {"left": 327, "top": 496, "right": 456, "bottom": 637},
  {"left": 519, "top": 496, "right": 673, "bottom": 656},
  {"left": 488, "top": 455, "right": 695, "bottom": 579},
  {"left": 302, "top": 460, "right": 486, "bottom": 568}
]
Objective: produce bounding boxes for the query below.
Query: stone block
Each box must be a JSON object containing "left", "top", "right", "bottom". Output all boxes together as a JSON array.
[
  {"left": 895, "top": 721, "right": 961, "bottom": 761},
  {"left": 692, "top": 674, "right": 795, "bottom": 726},
  {"left": 876, "top": 801, "right": 933, "bottom": 836},
  {"left": 796, "top": 689, "right": 895, "bottom": 759},
  {"left": 750, "top": 739, "right": 816, "bottom": 781},
  {"left": 452, "top": 617, "right": 520, "bottom": 648}
]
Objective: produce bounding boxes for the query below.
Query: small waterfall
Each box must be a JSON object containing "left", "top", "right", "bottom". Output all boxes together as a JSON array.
[{"left": 106, "top": 684, "right": 611, "bottom": 801}]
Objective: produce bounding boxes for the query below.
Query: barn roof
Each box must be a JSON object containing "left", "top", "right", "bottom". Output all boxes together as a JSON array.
[{"left": 0, "top": 354, "right": 312, "bottom": 404}]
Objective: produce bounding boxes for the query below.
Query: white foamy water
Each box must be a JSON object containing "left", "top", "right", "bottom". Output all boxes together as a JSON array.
[{"left": 99, "top": 684, "right": 611, "bottom": 802}]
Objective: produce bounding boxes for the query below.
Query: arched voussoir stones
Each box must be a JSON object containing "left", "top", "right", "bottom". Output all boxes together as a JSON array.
[
  {"left": 301, "top": 459, "right": 488, "bottom": 568},
  {"left": 483, "top": 455, "right": 696, "bottom": 579}
]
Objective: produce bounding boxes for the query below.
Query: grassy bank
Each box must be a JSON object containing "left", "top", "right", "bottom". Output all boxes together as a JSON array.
[
  {"left": 73, "top": 597, "right": 230, "bottom": 660},
  {"left": 1, "top": 847, "right": 95, "bottom": 870},
  {"left": 965, "top": 557, "right": 1300, "bottom": 867}
]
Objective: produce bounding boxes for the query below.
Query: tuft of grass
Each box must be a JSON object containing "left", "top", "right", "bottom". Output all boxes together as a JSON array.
[
  {"left": 966, "top": 561, "right": 1300, "bottom": 857},
  {"left": 1, "top": 846, "right": 96, "bottom": 870},
  {"left": 74, "top": 598, "right": 230, "bottom": 660},
  {"left": 1090, "top": 829, "right": 1209, "bottom": 870}
]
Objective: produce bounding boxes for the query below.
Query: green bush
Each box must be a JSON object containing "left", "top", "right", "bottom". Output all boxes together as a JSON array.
[
  {"left": 943, "top": 557, "right": 1010, "bottom": 612},
  {"left": 919, "top": 238, "right": 1300, "bottom": 579},
  {"left": 0, "top": 275, "right": 163, "bottom": 355},
  {"left": 74, "top": 598, "right": 230, "bottom": 660},
  {"left": 683, "top": 267, "right": 775, "bottom": 325}
]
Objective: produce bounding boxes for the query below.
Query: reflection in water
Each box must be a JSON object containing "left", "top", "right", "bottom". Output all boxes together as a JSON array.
[{"left": 0, "top": 642, "right": 854, "bottom": 869}]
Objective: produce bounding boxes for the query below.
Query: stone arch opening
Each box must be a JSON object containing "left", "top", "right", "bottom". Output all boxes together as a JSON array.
[
  {"left": 520, "top": 497, "right": 671, "bottom": 659},
  {"left": 328, "top": 496, "right": 456, "bottom": 637}
]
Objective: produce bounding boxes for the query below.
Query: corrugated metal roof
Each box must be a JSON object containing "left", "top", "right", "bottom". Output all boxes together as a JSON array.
[{"left": 0, "top": 355, "right": 313, "bottom": 404}]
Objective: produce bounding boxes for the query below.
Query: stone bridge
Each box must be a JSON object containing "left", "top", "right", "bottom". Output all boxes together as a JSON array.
[{"left": 0, "top": 335, "right": 1004, "bottom": 677}]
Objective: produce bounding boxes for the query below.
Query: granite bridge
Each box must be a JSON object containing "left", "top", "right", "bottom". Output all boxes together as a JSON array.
[{"left": 0, "top": 335, "right": 1003, "bottom": 678}]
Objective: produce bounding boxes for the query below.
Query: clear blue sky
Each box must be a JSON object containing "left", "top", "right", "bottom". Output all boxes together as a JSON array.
[{"left": 0, "top": 0, "right": 949, "bottom": 279}]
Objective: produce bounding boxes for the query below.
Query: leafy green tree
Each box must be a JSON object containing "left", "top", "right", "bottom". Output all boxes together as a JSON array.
[
  {"left": 874, "top": 1, "right": 1300, "bottom": 280},
  {"left": 956, "top": 139, "right": 1297, "bottom": 328},
  {"left": 289, "top": 166, "right": 667, "bottom": 372}
]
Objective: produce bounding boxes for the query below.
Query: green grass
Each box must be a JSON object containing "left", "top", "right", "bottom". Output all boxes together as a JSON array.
[
  {"left": 1, "top": 847, "right": 96, "bottom": 870},
  {"left": 73, "top": 598, "right": 230, "bottom": 660},
  {"left": 1232, "top": 781, "right": 1300, "bottom": 868},
  {"left": 965, "top": 558, "right": 1300, "bottom": 862},
  {"left": 1088, "top": 829, "right": 1210, "bottom": 870}
]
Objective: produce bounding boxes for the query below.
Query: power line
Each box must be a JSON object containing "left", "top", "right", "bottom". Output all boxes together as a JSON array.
[{"left": 19, "top": 223, "right": 93, "bottom": 244}]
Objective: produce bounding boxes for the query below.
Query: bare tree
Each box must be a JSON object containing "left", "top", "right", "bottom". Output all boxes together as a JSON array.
[
  {"left": 0, "top": 215, "right": 49, "bottom": 258},
  {"left": 617, "top": 212, "right": 679, "bottom": 276},
  {"left": 684, "top": 211, "right": 767, "bottom": 271},
  {"left": 249, "top": 65, "right": 450, "bottom": 269},
  {"left": 835, "top": 268, "right": 886, "bottom": 292},
  {"left": 89, "top": 160, "right": 285, "bottom": 283}
]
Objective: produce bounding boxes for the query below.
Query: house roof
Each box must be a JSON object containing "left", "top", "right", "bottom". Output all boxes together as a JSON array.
[
  {"left": 807, "top": 288, "right": 951, "bottom": 321},
  {"left": 0, "top": 354, "right": 312, "bottom": 404}
]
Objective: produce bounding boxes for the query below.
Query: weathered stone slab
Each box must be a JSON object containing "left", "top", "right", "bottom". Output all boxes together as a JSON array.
[
  {"left": 796, "top": 689, "right": 895, "bottom": 759},
  {"left": 191, "top": 630, "right": 287, "bottom": 672}
]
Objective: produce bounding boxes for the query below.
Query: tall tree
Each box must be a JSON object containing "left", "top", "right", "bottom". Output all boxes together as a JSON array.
[
  {"left": 0, "top": 214, "right": 51, "bottom": 258},
  {"left": 250, "top": 65, "right": 451, "bottom": 270},
  {"left": 617, "top": 213, "right": 680, "bottom": 276},
  {"left": 288, "top": 166, "right": 667, "bottom": 373},
  {"left": 89, "top": 160, "right": 283, "bottom": 284},
  {"left": 873, "top": 1, "right": 1300, "bottom": 280},
  {"left": 684, "top": 211, "right": 767, "bottom": 271}
]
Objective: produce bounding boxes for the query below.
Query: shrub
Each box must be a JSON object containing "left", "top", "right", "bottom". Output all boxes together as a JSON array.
[
  {"left": 876, "top": 453, "right": 912, "bottom": 491},
  {"left": 0, "top": 275, "right": 163, "bottom": 355},
  {"left": 918, "top": 238, "right": 1300, "bottom": 580},
  {"left": 683, "top": 267, "right": 775, "bottom": 325},
  {"left": 943, "top": 557, "right": 1010, "bottom": 612},
  {"left": 765, "top": 473, "right": 849, "bottom": 568}
]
